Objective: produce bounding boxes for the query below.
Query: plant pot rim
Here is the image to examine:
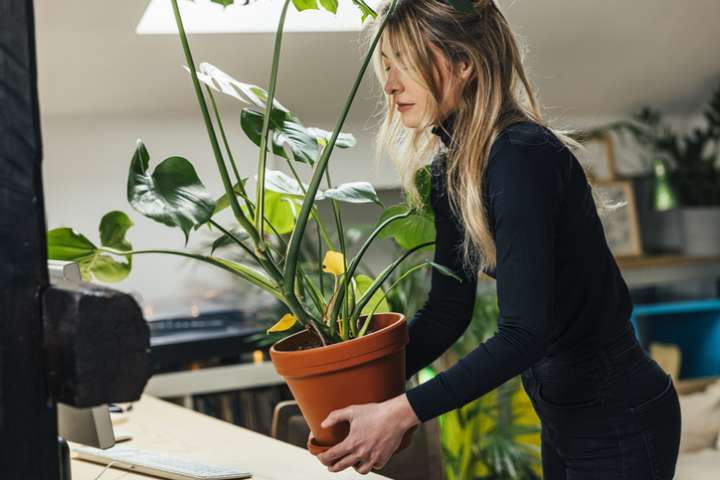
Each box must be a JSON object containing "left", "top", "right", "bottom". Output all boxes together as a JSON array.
[
  {"left": 268, "top": 312, "right": 408, "bottom": 377},
  {"left": 269, "top": 311, "right": 405, "bottom": 355}
]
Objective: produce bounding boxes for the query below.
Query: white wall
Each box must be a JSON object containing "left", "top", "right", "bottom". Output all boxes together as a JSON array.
[{"left": 41, "top": 112, "right": 401, "bottom": 315}]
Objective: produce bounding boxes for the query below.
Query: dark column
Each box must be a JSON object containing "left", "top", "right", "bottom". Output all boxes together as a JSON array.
[{"left": 0, "top": 0, "right": 60, "bottom": 478}]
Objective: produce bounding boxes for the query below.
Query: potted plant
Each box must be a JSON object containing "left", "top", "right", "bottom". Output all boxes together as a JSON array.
[
  {"left": 584, "top": 81, "right": 720, "bottom": 255},
  {"left": 47, "top": 0, "right": 465, "bottom": 457}
]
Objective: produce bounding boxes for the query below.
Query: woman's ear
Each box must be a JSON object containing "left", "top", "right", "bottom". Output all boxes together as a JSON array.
[{"left": 458, "top": 59, "right": 472, "bottom": 80}]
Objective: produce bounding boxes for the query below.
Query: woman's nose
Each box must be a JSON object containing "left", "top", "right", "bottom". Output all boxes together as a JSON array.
[{"left": 384, "top": 70, "right": 403, "bottom": 96}]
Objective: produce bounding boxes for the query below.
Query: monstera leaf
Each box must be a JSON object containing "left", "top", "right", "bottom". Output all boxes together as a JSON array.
[
  {"left": 260, "top": 170, "right": 381, "bottom": 206},
  {"left": 324, "top": 182, "right": 382, "bottom": 206},
  {"left": 191, "top": 63, "right": 291, "bottom": 117},
  {"left": 128, "top": 141, "right": 216, "bottom": 245},
  {"left": 241, "top": 108, "right": 357, "bottom": 166},
  {"left": 47, "top": 211, "right": 134, "bottom": 283},
  {"left": 191, "top": 63, "right": 356, "bottom": 165},
  {"left": 241, "top": 108, "right": 319, "bottom": 165},
  {"left": 307, "top": 126, "right": 357, "bottom": 149}
]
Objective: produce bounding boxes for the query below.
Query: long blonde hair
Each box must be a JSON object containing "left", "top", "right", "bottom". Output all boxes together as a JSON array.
[{"left": 365, "top": 0, "right": 604, "bottom": 273}]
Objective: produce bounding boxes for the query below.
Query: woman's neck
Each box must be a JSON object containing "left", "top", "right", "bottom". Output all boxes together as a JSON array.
[{"left": 431, "top": 110, "right": 458, "bottom": 147}]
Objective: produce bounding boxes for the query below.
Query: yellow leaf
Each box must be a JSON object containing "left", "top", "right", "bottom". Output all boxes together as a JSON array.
[
  {"left": 322, "top": 250, "right": 345, "bottom": 276},
  {"left": 266, "top": 313, "right": 297, "bottom": 334}
]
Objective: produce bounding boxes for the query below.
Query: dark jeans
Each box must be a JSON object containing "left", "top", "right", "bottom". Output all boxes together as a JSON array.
[{"left": 521, "top": 325, "right": 681, "bottom": 479}]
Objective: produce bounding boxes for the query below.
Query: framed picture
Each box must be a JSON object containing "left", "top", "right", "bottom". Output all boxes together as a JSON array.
[
  {"left": 576, "top": 131, "right": 619, "bottom": 182},
  {"left": 595, "top": 180, "right": 643, "bottom": 257}
]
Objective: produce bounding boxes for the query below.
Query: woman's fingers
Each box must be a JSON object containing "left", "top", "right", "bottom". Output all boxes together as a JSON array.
[
  {"left": 317, "top": 437, "right": 354, "bottom": 467},
  {"left": 354, "top": 458, "right": 377, "bottom": 475},
  {"left": 328, "top": 452, "right": 364, "bottom": 473}
]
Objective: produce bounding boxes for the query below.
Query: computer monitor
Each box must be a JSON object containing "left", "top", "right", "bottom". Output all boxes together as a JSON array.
[{"left": 48, "top": 260, "right": 116, "bottom": 449}]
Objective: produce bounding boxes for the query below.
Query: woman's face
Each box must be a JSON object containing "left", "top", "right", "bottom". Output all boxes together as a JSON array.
[{"left": 381, "top": 36, "right": 470, "bottom": 129}]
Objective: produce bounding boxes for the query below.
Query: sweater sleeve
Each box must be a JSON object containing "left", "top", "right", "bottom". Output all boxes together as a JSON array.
[{"left": 404, "top": 139, "right": 566, "bottom": 423}]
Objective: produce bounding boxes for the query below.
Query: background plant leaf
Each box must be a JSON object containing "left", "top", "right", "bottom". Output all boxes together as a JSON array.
[
  {"left": 354, "top": 274, "right": 390, "bottom": 316},
  {"left": 376, "top": 204, "right": 435, "bottom": 250}
]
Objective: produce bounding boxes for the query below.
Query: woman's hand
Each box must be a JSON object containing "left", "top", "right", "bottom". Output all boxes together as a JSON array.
[{"left": 313, "top": 393, "right": 420, "bottom": 475}]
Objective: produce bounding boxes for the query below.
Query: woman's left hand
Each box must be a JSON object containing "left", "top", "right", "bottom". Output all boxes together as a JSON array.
[{"left": 315, "top": 393, "right": 420, "bottom": 475}]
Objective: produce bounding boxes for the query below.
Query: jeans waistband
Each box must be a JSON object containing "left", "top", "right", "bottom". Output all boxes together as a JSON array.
[{"left": 527, "top": 323, "right": 645, "bottom": 381}]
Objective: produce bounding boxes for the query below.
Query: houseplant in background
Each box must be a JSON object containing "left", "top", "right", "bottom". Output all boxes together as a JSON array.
[
  {"left": 46, "top": 0, "right": 473, "bottom": 456},
  {"left": 584, "top": 80, "right": 720, "bottom": 255},
  {"left": 419, "top": 291, "right": 541, "bottom": 480},
  {"left": 375, "top": 198, "right": 542, "bottom": 478}
]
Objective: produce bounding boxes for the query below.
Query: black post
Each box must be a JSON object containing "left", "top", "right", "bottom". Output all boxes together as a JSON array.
[{"left": 0, "top": 0, "right": 60, "bottom": 478}]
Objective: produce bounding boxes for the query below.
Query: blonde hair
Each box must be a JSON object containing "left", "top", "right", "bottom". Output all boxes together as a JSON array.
[{"left": 365, "top": 0, "right": 607, "bottom": 273}]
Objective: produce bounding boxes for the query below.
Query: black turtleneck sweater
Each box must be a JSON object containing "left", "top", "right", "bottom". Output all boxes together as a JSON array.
[{"left": 403, "top": 111, "right": 633, "bottom": 423}]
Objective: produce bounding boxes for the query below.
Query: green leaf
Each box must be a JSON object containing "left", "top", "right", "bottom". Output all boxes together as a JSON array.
[
  {"left": 414, "top": 165, "right": 433, "bottom": 214},
  {"left": 376, "top": 204, "right": 435, "bottom": 250},
  {"left": 192, "top": 63, "right": 291, "bottom": 116},
  {"left": 351, "top": 0, "right": 377, "bottom": 23},
  {"left": 355, "top": 274, "right": 390, "bottom": 316},
  {"left": 324, "top": 182, "right": 383, "bottom": 206},
  {"left": 211, "top": 0, "right": 235, "bottom": 7},
  {"left": 47, "top": 228, "right": 97, "bottom": 261},
  {"left": 318, "top": 0, "right": 338, "bottom": 14},
  {"left": 242, "top": 108, "right": 322, "bottom": 165},
  {"left": 99, "top": 211, "right": 133, "bottom": 251},
  {"left": 264, "top": 190, "right": 301, "bottom": 235},
  {"left": 91, "top": 255, "right": 133, "bottom": 283},
  {"left": 426, "top": 261, "right": 463, "bottom": 282},
  {"left": 213, "top": 178, "right": 249, "bottom": 216},
  {"left": 211, "top": 229, "right": 250, "bottom": 255},
  {"left": 292, "top": 0, "right": 319, "bottom": 11},
  {"left": 307, "top": 126, "right": 356, "bottom": 149},
  {"left": 47, "top": 226, "right": 132, "bottom": 283},
  {"left": 447, "top": 0, "right": 476, "bottom": 14},
  {"left": 127, "top": 141, "right": 216, "bottom": 245},
  {"left": 261, "top": 169, "right": 313, "bottom": 197}
]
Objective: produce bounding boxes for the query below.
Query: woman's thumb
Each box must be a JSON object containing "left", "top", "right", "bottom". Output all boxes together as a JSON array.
[{"left": 321, "top": 407, "right": 351, "bottom": 428}]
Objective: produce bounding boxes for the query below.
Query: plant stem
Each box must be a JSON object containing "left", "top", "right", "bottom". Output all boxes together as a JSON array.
[
  {"left": 170, "top": 0, "right": 269, "bottom": 265},
  {"left": 329, "top": 209, "right": 412, "bottom": 324},
  {"left": 324, "top": 167, "right": 350, "bottom": 338},
  {"left": 350, "top": 241, "right": 435, "bottom": 323},
  {"left": 170, "top": 0, "right": 299, "bottom": 315},
  {"left": 205, "top": 85, "right": 256, "bottom": 219},
  {"left": 255, "top": 0, "right": 293, "bottom": 251},
  {"left": 282, "top": 0, "right": 398, "bottom": 327},
  {"left": 283, "top": 154, "right": 334, "bottom": 250}
]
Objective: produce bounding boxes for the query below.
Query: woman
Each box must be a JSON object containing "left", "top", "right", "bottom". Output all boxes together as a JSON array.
[{"left": 315, "top": 1, "right": 681, "bottom": 478}]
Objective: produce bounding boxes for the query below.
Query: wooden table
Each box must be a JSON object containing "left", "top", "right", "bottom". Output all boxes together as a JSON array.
[{"left": 71, "top": 395, "right": 391, "bottom": 480}]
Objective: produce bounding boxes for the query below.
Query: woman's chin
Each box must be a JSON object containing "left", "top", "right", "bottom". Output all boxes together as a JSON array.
[{"left": 398, "top": 113, "right": 420, "bottom": 128}]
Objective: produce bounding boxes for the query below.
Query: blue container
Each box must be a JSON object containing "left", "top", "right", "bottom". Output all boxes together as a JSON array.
[{"left": 630, "top": 299, "right": 720, "bottom": 378}]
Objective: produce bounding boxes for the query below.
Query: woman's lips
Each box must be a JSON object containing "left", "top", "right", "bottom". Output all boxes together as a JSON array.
[{"left": 397, "top": 103, "right": 414, "bottom": 112}]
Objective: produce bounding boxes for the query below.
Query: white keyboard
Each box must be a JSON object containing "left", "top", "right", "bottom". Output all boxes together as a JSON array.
[{"left": 71, "top": 443, "right": 252, "bottom": 480}]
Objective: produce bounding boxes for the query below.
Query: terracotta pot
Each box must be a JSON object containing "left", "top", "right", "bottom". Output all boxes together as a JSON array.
[{"left": 269, "top": 312, "right": 417, "bottom": 456}]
